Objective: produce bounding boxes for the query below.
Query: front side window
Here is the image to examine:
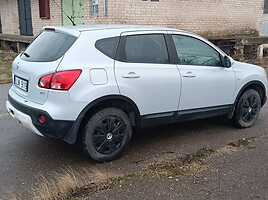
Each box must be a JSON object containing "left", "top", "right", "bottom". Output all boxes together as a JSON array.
[
  {"left": 172, "top": 35, "right": 222, "bottom": 67},
  {"left": 123, "top": 34, "right": 169, "bottom": 64}
]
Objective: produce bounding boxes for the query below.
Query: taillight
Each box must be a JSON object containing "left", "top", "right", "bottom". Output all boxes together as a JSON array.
[
  {"left": 38, "top": 70, "right": 82, "bottom": 90},
  {"left": 38, "top": 74, "right": 53, "bottom": 89}
]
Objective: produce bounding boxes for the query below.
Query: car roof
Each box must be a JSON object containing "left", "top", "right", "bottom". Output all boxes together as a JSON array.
[
  {"left": 57, "top": 24, "right": 178, "bottom": 31},
  {"left": 42, "top": 24, "right": 189, "bottom": 37}
]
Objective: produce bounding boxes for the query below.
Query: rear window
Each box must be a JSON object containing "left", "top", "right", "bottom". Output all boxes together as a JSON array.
[
  {"left": 21, "top": 31, "right": 77, "bottom": 62},
  {"left": 95, "top": 37, "right": 119, "bottom": 59}
]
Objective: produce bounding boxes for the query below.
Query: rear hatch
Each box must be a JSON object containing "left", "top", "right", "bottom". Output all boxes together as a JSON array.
[{"left": 12, "top": 27, "right": 79, "bottom": 104}]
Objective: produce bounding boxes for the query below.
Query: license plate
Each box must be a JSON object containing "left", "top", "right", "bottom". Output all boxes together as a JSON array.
[{"left": 14, "top": 76, "right": 28, "bottom": 92}]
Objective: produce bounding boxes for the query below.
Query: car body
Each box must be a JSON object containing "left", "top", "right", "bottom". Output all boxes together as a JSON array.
[{"left": 6, "top": 25, "right": 268, "bottom": 162}]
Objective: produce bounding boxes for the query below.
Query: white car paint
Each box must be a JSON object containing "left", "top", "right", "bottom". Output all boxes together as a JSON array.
[
  {"left": 178, "top": 65, "right": 236, "bottom": 110},
  {"left": 5, "top": 24, "right": 268, "bottom": 143}
]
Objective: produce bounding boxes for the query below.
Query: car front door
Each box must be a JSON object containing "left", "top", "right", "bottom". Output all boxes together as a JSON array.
[
  {"left": 169, "top": 32, "right": 236, "bottom": 111},
  {"left": 114, "top": 32, "right": 181, "bottom": 117}
]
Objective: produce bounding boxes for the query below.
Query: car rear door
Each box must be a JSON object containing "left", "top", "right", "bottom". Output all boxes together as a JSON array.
[
  {"left": 114, "top": 31, "right": 181, "bottom": 116},
  {"left": 12, "top": 29, "right": 78, "bottom": 105},
  {"left": 168, "top": 32, "right": 236, "bottom": 111}
]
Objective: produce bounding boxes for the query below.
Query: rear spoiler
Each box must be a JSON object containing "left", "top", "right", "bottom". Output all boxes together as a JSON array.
[{"left": 42, "top": 26, "right": 80, "bottom": 38}]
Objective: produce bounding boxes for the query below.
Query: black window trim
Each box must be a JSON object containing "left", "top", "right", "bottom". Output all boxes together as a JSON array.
[
  {"left": 115, "top": 33, "right": 172, "bottom": 64},
  {"left": 167, "top": 33, "right": 225, "bottom": 67}
]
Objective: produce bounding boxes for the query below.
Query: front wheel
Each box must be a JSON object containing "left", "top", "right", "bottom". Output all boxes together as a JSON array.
[
  {"left": 82, "top": 108, "right": 132, "bottom": 162},
  {"left": 233, "top": 89, "right": 261, "bottom": 128}
]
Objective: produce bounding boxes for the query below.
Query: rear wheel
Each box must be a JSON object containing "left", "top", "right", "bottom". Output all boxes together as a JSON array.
[
  {"left": 233, "top": 89, "right": 261, "bottom": 128},
  {"left": 82, "top": 108, "right": 132, "bottom": 162}
]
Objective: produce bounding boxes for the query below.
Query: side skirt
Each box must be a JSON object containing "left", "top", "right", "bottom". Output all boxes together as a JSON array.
[{"left": 140, "top": 105, "right": 232, "bottom": 128}]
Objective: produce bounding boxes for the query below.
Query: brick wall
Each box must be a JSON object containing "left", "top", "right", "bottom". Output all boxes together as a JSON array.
[
  {"left": 83, "top": 0, "right": 265, "bottom": 38},
  {"left": 0, "top": 0, "right": 20, "bottom": 35},
  {"left": 0, "top": 0, "right": 265, "bottom": 38},
  {"left": 31, "top": 0, "right": 63, "bottom": 35}
]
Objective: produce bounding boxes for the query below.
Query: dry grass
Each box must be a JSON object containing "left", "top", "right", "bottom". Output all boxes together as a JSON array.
[
  {"left": 32, "top": 167, "right": 117, "bottom": 200},
  {"left": 143, "top": 148, "right": 214, "bottom": 178},
  {"left": 213, "top": 145, "right": 238, "bottom": 156},
  {"left": 2, "top": 167, "right": 118, "bottom": 200},
  {"left": 0, "top": 51, "right": 17, "bottom": 84},
  {"left": 0, "top": 191, "right": 21, "bottom": 200},
  {"left": 143, "top": 138, "right": 257, "bottom": 179}
]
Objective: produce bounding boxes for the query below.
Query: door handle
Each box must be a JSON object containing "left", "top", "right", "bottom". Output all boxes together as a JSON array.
[
  {"left": 122, "top": 72, "right": 140, "bottom": 79},
  {"left": 182, "top": 71, "right": 196, "bottom": 78}
]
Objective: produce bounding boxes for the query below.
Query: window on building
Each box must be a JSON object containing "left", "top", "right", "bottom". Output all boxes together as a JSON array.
[
  {"left": 39, "top": 0, "right": 50, "bottom": 19},
  {"left": 264, "top": 0, "right": 268, "bottom": 13},
  {"left": 92, "top": 0, "right": 99, "bottom": 16}
]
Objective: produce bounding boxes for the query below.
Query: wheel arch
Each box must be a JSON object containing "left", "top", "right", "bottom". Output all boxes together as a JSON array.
[
  {"left": 228, "top": 80, "right": 267, "bottom": 119},
  {"left": 63, "top": 95, "right": 141, "bottom": 144}
]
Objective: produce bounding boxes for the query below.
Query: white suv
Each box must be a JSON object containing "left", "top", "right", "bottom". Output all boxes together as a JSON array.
[{"left": 6, "top": 25, "right": 268, "bottom": 162}]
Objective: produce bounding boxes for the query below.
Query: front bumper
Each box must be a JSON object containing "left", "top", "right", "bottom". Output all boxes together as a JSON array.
[{"left": 6, "top": 95, "right": 75, "bottom": 140}]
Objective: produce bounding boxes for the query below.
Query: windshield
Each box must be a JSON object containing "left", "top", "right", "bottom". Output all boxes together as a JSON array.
[{"left": 21, "top": 31, "right": 77, "bottom": 62}]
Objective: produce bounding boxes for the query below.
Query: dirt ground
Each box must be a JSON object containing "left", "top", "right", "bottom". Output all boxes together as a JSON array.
[
  {"left": 0, "top": 51, "right": 17, "bottom": 84},
  {"left": 248, "top": 58, "right": 268, "bottom": 73}
]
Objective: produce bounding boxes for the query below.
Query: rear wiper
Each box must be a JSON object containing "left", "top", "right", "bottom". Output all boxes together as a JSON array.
[{"left": 21, "top": 52, "right": 30, "bottom": 58}]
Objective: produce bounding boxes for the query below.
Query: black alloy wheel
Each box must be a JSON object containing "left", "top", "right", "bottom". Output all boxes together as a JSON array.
[
  {"left": 93, "top": 116, "right": 126, "bottom": 155},
  {"left": 82, "top": 108, "right": 132, "bottom": 162},
  {"left": 241, "top": 95, "right": 259, "bottom": 123},
  {"left": 233, "top": 89, "right": 261, "bottom": 128}
]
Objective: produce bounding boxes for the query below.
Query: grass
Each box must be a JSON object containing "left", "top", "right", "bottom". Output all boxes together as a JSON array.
[
  {"left": 31, "top": 167, "right": 117, "bottom": 200},
  {"left": 142, "top": 148, "right": 214, "bottom": 178},
  {"left": 0, "top": 51, "right": 17, "bottom": 84},
  {"left": 2, "top": 167, "right": 119, "bottom": 200}
]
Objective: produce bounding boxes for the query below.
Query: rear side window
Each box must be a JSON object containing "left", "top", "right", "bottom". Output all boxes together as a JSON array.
[
  {"left": 95, "top": 37, "right": 119, "bottom": 59},
  {"left": 122, "top": 34, "right": 169, "bottom": 64},
  {"left": 21, "top": 31, "right": 77, "bottom": 62}
]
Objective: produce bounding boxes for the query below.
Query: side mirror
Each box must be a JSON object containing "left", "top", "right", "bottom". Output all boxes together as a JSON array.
[{"left": 222, "top": 56, "right": 232, "bottom": 68}]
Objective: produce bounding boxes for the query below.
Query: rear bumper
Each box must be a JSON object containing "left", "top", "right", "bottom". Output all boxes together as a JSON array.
[
  {"left": 6, "top": 95, "right": 75, "bottom": 140},
  {"left": 6, "top": 100, "right": 44, "bottom": 137}
]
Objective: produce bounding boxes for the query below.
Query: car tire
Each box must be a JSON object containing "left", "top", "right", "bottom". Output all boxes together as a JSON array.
[
  {"left": 233, "top": 89, "right": 261, "bottom": 128},
  {"left": 82, "top": 108, "right": 132, "bottom": 162}
]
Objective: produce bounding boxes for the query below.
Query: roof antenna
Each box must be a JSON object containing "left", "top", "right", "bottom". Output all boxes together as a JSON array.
[{"left": 52, "top": 0, "right": 76, "bottom": 26}]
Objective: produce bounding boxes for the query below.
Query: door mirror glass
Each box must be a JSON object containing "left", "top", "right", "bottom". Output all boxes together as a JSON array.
[{"left": 223, "top": 56, "right": 232, "bottom": 68}]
